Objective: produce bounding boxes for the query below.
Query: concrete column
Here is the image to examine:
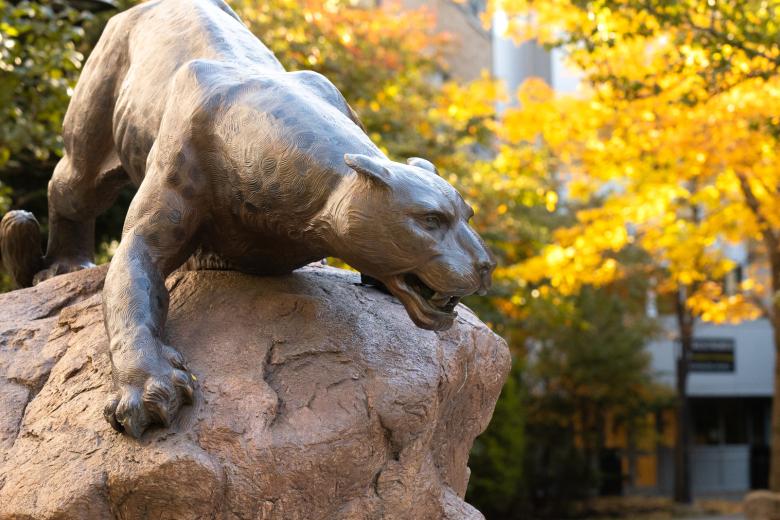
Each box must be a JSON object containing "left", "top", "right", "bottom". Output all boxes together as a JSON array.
[{"left": 491, "top": 11, "right": 552, "bottom": 111}]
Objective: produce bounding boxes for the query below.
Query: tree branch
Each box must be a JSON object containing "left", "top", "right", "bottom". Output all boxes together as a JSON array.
[{"left": 736, "top": 171, "right": 779, "bottom": 252}]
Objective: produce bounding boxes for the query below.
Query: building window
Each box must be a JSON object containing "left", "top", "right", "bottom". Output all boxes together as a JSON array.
[
  {"left": 690, "top": 397, "right": 768, "bottom": 446},
  {"left": 724, "top": 264, "right": 744, "bottom": 296}
]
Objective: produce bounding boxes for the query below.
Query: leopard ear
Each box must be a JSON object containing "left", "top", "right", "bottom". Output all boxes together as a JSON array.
[
  {"left": 344, "top": 154, "right": 391, "bottom": 187},
  {"left": 407, "top": 157, "right": 438, "bottom": 176}
]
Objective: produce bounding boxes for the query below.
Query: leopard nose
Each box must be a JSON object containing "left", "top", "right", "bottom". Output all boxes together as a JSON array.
[
  {"left": 475, "top": 259, "right": 495, "bottom": 295},
  {"left": 477, "top": 260, "right": 493, "bottom": 277}
]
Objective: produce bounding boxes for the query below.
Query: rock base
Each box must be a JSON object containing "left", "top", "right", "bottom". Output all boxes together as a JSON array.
[
  {"left": 746, "top": 491, "right": 780, "bottom": 520},
  {"left": 0, "top": 265, "right": 509, "bottom": 520}
]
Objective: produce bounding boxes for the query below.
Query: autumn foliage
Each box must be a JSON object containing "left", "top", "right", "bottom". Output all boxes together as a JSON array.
[
  {"left": 487, "top": 1, "right": 780, "bottom": 324},
  {"left": 487, "top": 0, "right": 780, "bottom": 493}
]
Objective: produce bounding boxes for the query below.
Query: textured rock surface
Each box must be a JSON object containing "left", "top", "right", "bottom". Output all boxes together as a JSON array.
[
  {"left": 746, "top": 491, "right": 780, "bottom": 520},
  {"left": 0, "top": 264, "right": 509, "bottom": 520}
]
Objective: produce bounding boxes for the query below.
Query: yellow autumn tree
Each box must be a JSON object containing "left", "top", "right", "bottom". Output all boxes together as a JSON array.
[{"left": 484, "top": 0, "right": 780, "bottom": 500}]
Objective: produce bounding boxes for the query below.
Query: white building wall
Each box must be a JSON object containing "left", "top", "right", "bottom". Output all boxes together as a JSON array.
[
  {"left": 648, "top": 317, "right": 775, "bottom": 397},
  {"left": 551, "top": 48, "right": 581, "bottom": 94}
]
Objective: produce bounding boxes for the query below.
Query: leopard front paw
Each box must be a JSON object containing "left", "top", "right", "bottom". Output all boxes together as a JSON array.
[{"left": 104, "top": 345, "right": 195, "bottom": 438}]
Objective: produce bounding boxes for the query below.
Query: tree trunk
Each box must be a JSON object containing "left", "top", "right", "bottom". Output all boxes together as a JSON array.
[
  {"left": 766, "top": 243, "right": 780, "bottom": 491},
  {"left": 767, "top": 249, "right": 780, "bottom": 490},
  {"left": 737, "top": 172, "right": 780, "bottom": 491},
  {"left": 674, "top": 289, "right": 693, "bottom": 503},
  {"left": 770, "top": 319, "right": 780, "bottom": 491}
]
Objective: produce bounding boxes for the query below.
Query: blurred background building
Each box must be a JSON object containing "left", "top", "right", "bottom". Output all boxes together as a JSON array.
[{"left": 647, "top": 318, "right": 772, "bottom": 496}]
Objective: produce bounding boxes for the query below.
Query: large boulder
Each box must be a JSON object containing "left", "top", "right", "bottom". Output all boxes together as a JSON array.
[
  {"left": 746, "top": 491, "right": 780, "bottom": 520},
  {"left": 0, "top": 264, "right": 510, "bottom": 519}
]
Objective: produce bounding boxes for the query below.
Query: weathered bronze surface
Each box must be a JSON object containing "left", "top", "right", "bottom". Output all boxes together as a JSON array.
[{"left": 0, "top": 0, "right": 495, "bottom": 438}]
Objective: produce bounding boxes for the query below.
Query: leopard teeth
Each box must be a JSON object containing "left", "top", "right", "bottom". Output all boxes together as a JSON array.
[{"left": 431, "top": 293, "right": 450, "bottom": 304}]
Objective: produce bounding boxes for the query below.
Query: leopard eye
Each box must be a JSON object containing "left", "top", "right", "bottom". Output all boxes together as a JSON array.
[{"left": 422, "top": 213, "right": 444, "bottom": 231}]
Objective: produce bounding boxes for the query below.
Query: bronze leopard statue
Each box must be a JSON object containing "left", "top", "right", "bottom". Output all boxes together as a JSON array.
[{"left": 0, "top": 0, "right": 495, "bottom": 438}]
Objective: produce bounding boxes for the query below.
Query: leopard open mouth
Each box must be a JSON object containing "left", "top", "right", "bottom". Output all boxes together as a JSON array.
[
  {"left": 403, "top": 274, "right": 461, "bottom": 313},
  {"left": 383, "top": 273, "right": 462, "bottom": 331}
]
